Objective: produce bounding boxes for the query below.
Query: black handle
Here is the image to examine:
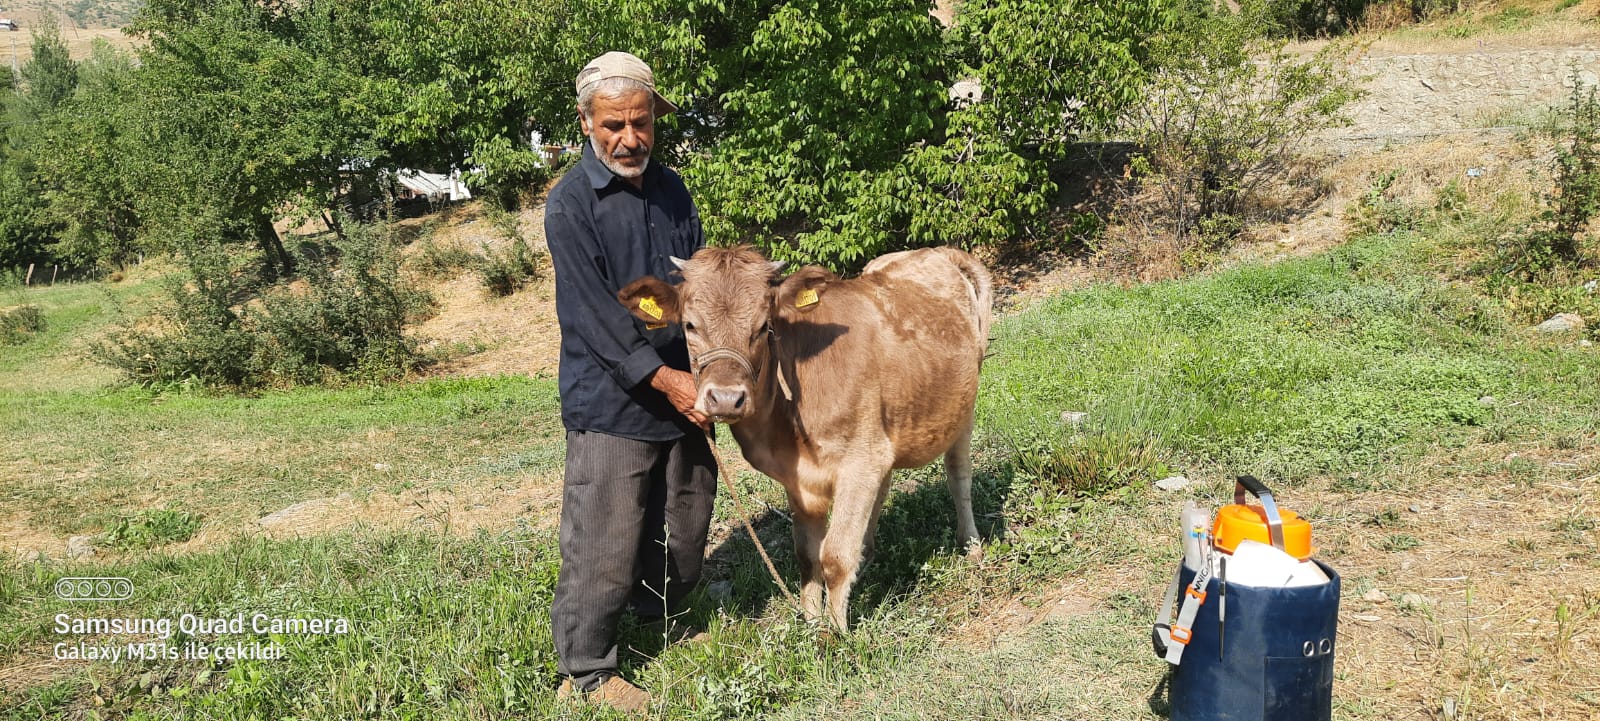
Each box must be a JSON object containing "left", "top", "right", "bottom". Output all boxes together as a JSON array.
[
  {"left": 1235, "top": 474, "right": 1272, "bottom": 502},
  {"left": 1233, "top": 474, "right": 1286, "bottom": 552}
]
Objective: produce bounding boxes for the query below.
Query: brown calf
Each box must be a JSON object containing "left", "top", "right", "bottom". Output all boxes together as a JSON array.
[{"left": 618, "top": 246, "right": 992, "bottom": 630}]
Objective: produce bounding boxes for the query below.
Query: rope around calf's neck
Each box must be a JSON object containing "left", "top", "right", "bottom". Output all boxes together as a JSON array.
[{"left": 703, "top": 427, "right": 801, "bottom": 611}]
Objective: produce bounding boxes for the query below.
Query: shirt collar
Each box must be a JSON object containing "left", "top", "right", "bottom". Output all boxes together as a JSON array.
[{"left": 580, "top": 139, "right": 660, "bottom": 192}]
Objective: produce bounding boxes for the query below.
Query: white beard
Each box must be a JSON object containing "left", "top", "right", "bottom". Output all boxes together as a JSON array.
[{"left": 591, "top": 136, "right": 650, "bottom": 179}]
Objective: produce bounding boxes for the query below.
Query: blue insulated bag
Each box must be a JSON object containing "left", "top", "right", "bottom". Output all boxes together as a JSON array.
[{"left": 1153, "top": 477, "right": 1341, "bottom": 721}]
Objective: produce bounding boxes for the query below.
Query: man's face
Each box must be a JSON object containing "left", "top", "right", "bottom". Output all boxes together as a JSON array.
[{"left": 580, "top": 90, "right": 655, "bottom": 179}]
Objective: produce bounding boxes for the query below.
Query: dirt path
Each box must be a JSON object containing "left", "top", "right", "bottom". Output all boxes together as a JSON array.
[{"left": 1330, "top": 43, "right": 1600, "bottom": 151}]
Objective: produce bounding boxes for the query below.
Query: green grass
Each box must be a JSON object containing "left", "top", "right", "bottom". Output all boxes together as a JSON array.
[
  {"left": 0, "top": 375, "right": 565, "bottom": 536},
  {"left": 980, "top": 233, "right": 1597, "bottom": 487},
  {"left": 3, "top": 227, "right": 1600, "bottom": 718},
  {"left": 0, "top": 277, "right": 164, "bottom": 394},
  {"left": 101, "top": 508, "right": 203, "bottom": 551}
]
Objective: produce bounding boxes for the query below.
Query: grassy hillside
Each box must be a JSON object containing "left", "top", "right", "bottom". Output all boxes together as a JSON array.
[{"left": 3, "top": 220, "right": 1596, "bottom": 717}]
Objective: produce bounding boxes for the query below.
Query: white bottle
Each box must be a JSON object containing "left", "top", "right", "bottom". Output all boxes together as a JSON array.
[{"left": 1180, "top": 502, "right": 1210, "bottom": 571}]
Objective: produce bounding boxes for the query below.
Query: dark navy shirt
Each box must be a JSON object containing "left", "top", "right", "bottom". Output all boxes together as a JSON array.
[{"left": 545, "top": 142, "right": 704, "bottom": 441}]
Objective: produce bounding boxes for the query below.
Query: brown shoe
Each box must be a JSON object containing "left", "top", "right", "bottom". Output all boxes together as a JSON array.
[{"left": 556, "top": 675, "right": 652, "bottom": 715}]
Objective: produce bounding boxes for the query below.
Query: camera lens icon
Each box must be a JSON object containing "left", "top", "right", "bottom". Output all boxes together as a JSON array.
[{"left": 55, "top": 577, "right": 133, "bottom": 601}]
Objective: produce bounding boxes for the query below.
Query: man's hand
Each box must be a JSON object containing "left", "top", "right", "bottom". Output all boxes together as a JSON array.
[{"left": 649, "top": 367, "right": 710, "bottom": 429}]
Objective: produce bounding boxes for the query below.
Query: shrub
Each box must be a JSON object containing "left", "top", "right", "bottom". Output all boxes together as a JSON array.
[
  {"left": 1349, "top": 168, "right": 1423, "bottom": 235},
  {"left": 1010, "top": 430, "right": 1172, "bottom": 500},
  {"left": 93, "top": 221, "right": 434, "bottom": 387},
  {"left": 91, "top": 242, "right": 266, "bottom": 386},
  {"left": 476, "top": 205, "right": 543, "bottom": 297},
  {"left": 1489, "top": 81, "right": 1600, "bottom": 277},
  {"left": 0, "top": 303, "right": 46, "bottom": 344},
  {"left": 1467, "top": 78, "right": 1600, "bottom": 328},
  {"left": 1101, "top": 0, "right": 1360, "bottom": 277},
  {"left": 1542, "top": 81, "right": 1600, "bottom": 264},
  {"left": 468, "top": 136, "right": 557, "bottom": 211},
  {"left": 255, "top": 223, "right": 435, "bottom": 384},
  {"left": 410, "top": 237, "right": 479, "bottom": 279},
  {"left": 1267, "top": 0, "right": 1458, "bottom": 37}
]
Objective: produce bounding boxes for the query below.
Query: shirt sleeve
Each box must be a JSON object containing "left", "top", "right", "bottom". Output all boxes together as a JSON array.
[{"left": 546, "top": 205, "right": 665, "bottom": 391}]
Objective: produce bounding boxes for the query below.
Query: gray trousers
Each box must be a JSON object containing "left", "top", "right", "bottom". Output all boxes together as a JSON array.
[{"left": 551, "top": 430, "right": 717, "bottom": 689}]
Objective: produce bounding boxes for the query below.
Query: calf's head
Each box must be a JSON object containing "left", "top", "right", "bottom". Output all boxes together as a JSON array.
[{"left": 618, "top": 246, "right": 834, "bottom": 422}]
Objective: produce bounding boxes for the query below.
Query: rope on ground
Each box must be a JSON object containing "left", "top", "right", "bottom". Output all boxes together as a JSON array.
[{"left": 704, "top": 428, "right": 801, "bottom": 610}]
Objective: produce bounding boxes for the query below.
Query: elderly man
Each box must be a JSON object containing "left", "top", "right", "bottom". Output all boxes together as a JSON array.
[{"left": 545, "top": 51, "right": 715, "bottom": 714}]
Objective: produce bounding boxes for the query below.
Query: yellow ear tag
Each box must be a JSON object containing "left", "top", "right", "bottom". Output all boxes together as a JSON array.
[
  {"left": 795, "top": 288, "right": 819, "bottom": 309},
  {"left": 639, "top": 296, "right": 664, "bottom": 320}
]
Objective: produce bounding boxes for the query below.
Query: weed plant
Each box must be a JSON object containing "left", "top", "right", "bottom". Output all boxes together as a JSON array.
[
  {"left": 0, "top": 304, "right": 45, "bottom": 345},
  {"left": 101, "top": 508, "right": 201, "bottom": 551},
  {"left": 477, "top": 206, "right": 543, "bottom": 298}
]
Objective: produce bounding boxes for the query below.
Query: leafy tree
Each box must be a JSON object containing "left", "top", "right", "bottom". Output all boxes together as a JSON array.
[
  {"left": 675, "top": 0, "right": 1171, "bottom": 269},
  {"left": 0, "top": 15, "right": 79, "bottom": 271},
  {"left": 953, "top": 0, "right": 1174, "bottom": 158},
  {"left": 13, "top": 14, "right": 79, "bottom": 123},
  {"left": 33, "top": 42, "right": 143, "bottom": 270},
  {"left": 683, "top": 0, "right": 953, "bottom": 267},
  {"left": 0, "top": 157, "right": 51, "bottom": 270},
  {"left": 125, "top": 0, "right": 373, "bottom": 275}
]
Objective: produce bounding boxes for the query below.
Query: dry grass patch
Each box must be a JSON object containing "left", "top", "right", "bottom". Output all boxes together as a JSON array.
[
  {"left": 1293, "top": 1, "right": 1600, "bottom": 57},
  {"left": 1294, "top": 438, "right": 1600, "bottom": 720}
]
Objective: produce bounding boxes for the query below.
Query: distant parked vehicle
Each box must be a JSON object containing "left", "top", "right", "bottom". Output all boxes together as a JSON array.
[{"left": 0, "top": 19, "right": 19, "bottom": 31}]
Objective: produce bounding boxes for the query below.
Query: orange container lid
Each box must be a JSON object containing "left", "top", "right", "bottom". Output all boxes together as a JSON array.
[{"left": 1213, "top": 503, "right": 1314, "bottom": 560}]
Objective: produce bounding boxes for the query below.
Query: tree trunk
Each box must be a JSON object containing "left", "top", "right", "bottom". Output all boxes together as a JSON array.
[
  {"left": 322, "top": 209, "right": 347, "bottom": 243},
  {"left": 255, "top": 211, "right": 294, "bottom": 278}
]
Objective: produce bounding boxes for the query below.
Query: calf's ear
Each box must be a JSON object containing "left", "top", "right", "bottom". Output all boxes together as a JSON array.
[
  {"left": 773, "top": 266, "right": 837, "bottom": 320},
  {"left": 618, "top": 276, "right": 682, "bottom": 325}
]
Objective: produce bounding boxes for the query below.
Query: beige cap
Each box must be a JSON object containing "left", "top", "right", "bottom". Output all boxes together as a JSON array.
[{"left": 575, "top": 51, "right": 678, "bottom": 116}]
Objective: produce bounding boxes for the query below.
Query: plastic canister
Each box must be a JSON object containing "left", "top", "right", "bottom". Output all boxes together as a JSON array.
[{"left": 1209, "top": 505, "right": 1312, "bottom": 562}]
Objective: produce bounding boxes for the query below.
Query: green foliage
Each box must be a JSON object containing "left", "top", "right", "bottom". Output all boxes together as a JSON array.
[
  {"left": 0, "top": 17, "right": 75, "bottom": 272},
  {"left": 101, "top": 508, "right": 201, "bottom": 550},
  {"left": 0, "top": 304, "right": 45, "bottom": 345},
  {"left": 1540, "top": 81, "right": 1600, "bottom": 264},
  {"left": 476, "top": 207, "right": 544, "bottom": 297},
  {"left": 91, "top": 241, "right": 265, "bottom": 387},
  {"left": 322, "top": 0, "right": 571, "bottom": 188},
  {"left": 0, "top": 157, "right": 52, "bottom": 270},
  {"left": 1011, "top": 429, "right": 1171, "bottom": 499},
  {"left": 128, "top": 1, "right": 373, "bottom": 276},
  {"left": 254, "top": 223, "right": 435, "bottom": 384},
  {"left": 1106, "top": 0, "right": 1359, "bottom": 273},
  {"left": 686, "top": 0, "right": 956, "bottom": 268},
  {"left": 1463, "top": 80, "right": 1600, "bottom": 330},
  {"left": 9, "top": 0, "right": 1186, "bottom": 275},
  {"left": 14, "top": 15, "right": 79, "bottom": 123},
  {"left": 689, "top": 0, "right": 1171, "bottom": 269},
  {"left": 92, "top": 222, "right": 433, "bottom": 388},
  {"left": 1264, "top": 0, "right": 1460, "bottom": 37},
  {"left": 1350, "top": 168, "right": 1423, "bottom": 234},
  {"left": 410, "top": 238, "right": 479, "bottom": 279},
  {"left": 32, "top": 42, "right": 141, "bottom": 271},
  {"left": 954, "top": 0, "right": 1174, "bottom": 155}
]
